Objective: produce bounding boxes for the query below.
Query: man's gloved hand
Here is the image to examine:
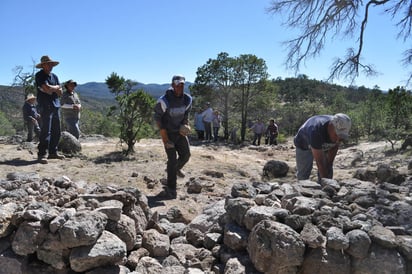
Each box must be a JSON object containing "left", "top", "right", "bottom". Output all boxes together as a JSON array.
[{"left": 179, "top": 124, "right": 191, "bottom": 136}]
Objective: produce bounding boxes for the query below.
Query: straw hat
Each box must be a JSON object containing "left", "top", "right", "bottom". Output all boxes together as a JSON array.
[
  {"left": 25, "top": 94, "right": 36, "bottom": 101},
  {"left": 35, "top": 55, "right": 59, "bottom": 68}
]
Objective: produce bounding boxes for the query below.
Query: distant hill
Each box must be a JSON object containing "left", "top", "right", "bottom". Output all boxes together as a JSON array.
[
  {"left": 77, "top": 82, "right": 192, "bottom": 100},
  {"left": 0, "top": 85, "right": 115, "bottom": 115},
  {"left": 0, "top": 81, "right": 192, "bottom": 117}
]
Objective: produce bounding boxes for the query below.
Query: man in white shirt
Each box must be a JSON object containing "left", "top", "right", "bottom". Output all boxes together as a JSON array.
[{"left": 201, "top": 102, "right": 214, "bottom": 141}]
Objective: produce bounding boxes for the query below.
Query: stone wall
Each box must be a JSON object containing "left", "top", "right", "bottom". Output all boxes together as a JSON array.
[{"left": 1, "top": 162, "right": 412, "bottom": 273}]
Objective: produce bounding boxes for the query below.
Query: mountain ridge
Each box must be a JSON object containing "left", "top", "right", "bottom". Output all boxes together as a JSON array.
[{"left": 77, "top": 81, "right": 192, "bottom": 99}]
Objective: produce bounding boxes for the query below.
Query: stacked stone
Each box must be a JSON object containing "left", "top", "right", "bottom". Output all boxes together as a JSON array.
[{"left": 0, "top": 157, "right": 412, "bottom": 274}]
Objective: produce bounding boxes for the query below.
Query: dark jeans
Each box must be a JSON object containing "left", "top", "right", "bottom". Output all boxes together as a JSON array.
[
  {"left": 196, "top": 130, "right": 204, "bottom": 140},
  {"left": 252, "top": 133, "right": 262, "bottom": 146},
  {"left": 165, "top": 132, "right": 191, "bottom": 188},
  {"left": 204, "top": 122, "right": 212, "bottom": 141},
  {"left": 26, "top": 120, "right": 40, "bottom": 142},
  {"left": 265, "top": 135, "right": 277, "bottom": 145},
  {"left": 296, "top": 147, "right": 333, "bottom": 182},
  {"left": 38, "top": 106, "right": 61, "bottom": 157},
  {"left": 213, "top": 127, "right": 219, "bottom": 141}
]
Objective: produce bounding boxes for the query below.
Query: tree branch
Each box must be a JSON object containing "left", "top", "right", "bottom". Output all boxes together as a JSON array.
[{"left": 267, "top": 0, "right": 412, "bottom": 86}]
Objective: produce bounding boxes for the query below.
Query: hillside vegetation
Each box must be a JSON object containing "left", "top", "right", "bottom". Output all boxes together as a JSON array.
[{"left": 1, "top": 76, "right": 411, "bottom": 147}]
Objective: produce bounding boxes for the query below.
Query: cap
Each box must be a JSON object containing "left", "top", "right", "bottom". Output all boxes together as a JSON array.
[
  {"left": 64, "top": 79, "right": 77, "bottom": 88},
  {"left": 172, "top": 75, "right": 185, "bottom": 85},
  {"left": 331, "top": 113, "right": 351, "bottom": 140}
]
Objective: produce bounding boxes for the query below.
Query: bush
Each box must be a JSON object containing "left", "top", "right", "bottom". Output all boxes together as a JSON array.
[{"left": 0, "top": 111, "right": 16, "bottom": 135}]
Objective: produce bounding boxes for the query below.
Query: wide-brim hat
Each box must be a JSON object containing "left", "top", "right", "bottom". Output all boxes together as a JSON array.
[
  {"left": 36, "top": 55, "right": 59, "bottom": 68},
  {"left": 25, "top": 93, "right": 36, "bottom": 101}
]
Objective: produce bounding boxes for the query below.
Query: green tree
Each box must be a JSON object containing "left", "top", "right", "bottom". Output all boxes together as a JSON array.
[
  {"left": 80, "top": 109, "right": 119, "bottom": 137},
  {"left": 359, "top": 88, "right": 386, "bottom": 138},
  {"left": 0, "top": 111, "right": 16, "bottom": 135},
  {"left": 192, "top": 52, "right": 237, "bottom": 139},
  {"left": 267, "top": 1, "right": 412, "bottom": 85},
  {"left": 386, "top": 86, "right": 412, "bottom": 131},
  {"left": 106, "top": 72, "right": 156, "bottom": 155},
  {"left": 232, "top": 54, "right": 269, "bottom": 141}
]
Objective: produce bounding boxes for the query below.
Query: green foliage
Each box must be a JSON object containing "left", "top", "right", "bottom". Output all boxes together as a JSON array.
[
  {"left": 80, "top": 109, "right": 119, "bottom": 137},
  {"left": 106, "top": 72, "right": 156, "bottom": 154},
  {"left": 267, "top": 1, "right": 412, "bottom": 85},
  {"left": 0, "top": 111, "right": 16, "bottom": 135},
  {"left": 276, "top": 133, "right": 287, "bottom": 144},
  {"left": 192, "top": 52, "right": 237, "bottom": 139},
  {"left": 2, "top": 61, "right": 411, "bottom": 150},
  {"left": 194, "top": 58, "right": 412, "bottom": 147},
  {"left": 192, "top": 52, "right": 271, "bottom": 141},
  {"left": 355, "top": 88, "right": 386, "bottom": 139},
  {"left": 386, "top": 87, "right": 412, "bottom": 131},
  {"left": 232, "top": 54, "right": 269, "bottom": 141}
]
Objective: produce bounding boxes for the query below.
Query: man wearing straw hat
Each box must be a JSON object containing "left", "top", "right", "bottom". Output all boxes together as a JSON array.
[
  {"left": 22, "top": 93, "right": 41, "bottom": 142},
  {"left": 35, "top": 55, "right": 65, "bottom": 164}
]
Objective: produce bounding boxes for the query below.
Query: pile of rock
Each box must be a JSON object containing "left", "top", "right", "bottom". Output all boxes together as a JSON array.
[{"left": 1, "top": 158, "right": 412, "bottom": 273}]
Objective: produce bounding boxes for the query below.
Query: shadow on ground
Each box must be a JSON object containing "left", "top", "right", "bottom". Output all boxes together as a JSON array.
[{"left": 0, "top": 158, "right": 38, "bottom": 166}]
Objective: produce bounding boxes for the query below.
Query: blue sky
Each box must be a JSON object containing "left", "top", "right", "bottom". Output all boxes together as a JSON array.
[{"left": 0, "top": 0, "right": 409, "bottom": 90}]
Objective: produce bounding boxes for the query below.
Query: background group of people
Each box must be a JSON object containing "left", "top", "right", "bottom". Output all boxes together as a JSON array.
[
  {"left": 193, "top": 104, "right": 280, "bottom": 146},
  {"left": 22, "top": 55, "right": 82, "bottom": 164},
  {"left": 194, "top": 103, "right": 222, "bottom": 142},
  {"left": 249, "top": 118, "right": 279, "bottom": 146}
]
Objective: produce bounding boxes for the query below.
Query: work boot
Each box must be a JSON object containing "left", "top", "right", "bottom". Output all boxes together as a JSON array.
[
  {"left": 177, "top": 169, "right": 185, "bottom": 178},
  {"left": 38, "top": 155, "right": 48, "bottom": 164},
  {"left": 158, "top": 186, "right": 177, "bottom": 199},
  {"left": 48, "top": 153, "right": 65, "bottom": 160}
]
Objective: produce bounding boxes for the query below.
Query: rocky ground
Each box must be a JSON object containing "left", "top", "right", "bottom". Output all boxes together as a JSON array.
[{"left": 0, "top": 134, "right": 410, "bottom": 221}]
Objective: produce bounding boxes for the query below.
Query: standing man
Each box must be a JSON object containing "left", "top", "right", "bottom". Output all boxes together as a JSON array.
[
  {"left": 22, "top": 93, "right": 41, "bottom": 142},
  {"left": 201, "top": 102, "right": 214, "bottom": 141},
  {"left": 265, "top": 119, "right": 278, "bottom": 145},
  {"left": 194, "top": 107, "right": 205, "bottom": 140},
  {"left": 35, "top": 55, "right": 65, "bottom": 164},
  {"left": 294, "top": 113, "right": 351, "bottom": 182},
  {"left": 212, "top": 110, "right": 222, "bottom": 142},
  {"left": 154, "top": 75, "right": 192, "bottom": 198},
  {"left": 61, "top": 79, "right": 82, "bottom": 139},
  {"left": 250, "top": 118, "right": 266, "bottom": 146}
]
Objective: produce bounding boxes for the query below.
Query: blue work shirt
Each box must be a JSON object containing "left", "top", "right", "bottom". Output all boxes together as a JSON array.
[
  {"left": 35, "top": 70, "right": 61, "bottom": 109},
  {"left": 294, "top": 115, "right": 337, "bottom": 151}
]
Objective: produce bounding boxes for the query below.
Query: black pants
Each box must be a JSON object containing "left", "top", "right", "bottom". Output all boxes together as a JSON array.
[
  {"left": 204, "top": 122, "right": 212, "bottom": 141},
  {"left": 196, "top": 130, "right": 204, "bottom": 140},
  {"left": 266, "top": 135, "right": 277, "bottom": 145},
  {"left": 253, "top": 133, "right": 262, "bottom": 146},
  {"left": 165, "top": 132, "right": 191, "bottom": 188},
  {"left": 26, "top": 120, "right": 40, "bottom": 142}
]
